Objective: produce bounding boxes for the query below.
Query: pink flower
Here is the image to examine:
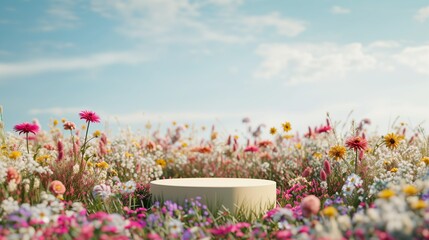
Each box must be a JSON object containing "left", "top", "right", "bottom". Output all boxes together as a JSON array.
[
  {"left": 244, "top": 145, "right": 259, "bottom": 153},
  {"left": 346, "top": 136, "right": 368, "bottom": 151},
  {"left": 275, "top": 230, "right": 292, "bottom": 239},
  {"left": 79, "top": 110, "right": 100, "bottom": 123},
  {"left": 320, "top": 169, "right": 327, "bottom": 181},
  {"left": 49, "top": 180, "right": 66, "bottom": 195},
  {"left": 6, "top": 167, "right": 21, "bottom": 184},
  {"left": 323, "top": 159, "right": 331, "bottom": 175},
  {"left": 63, "top": 121, "right": 76, "bottom": 130},
  {"left": 13, "top": 122, "right": 39, "bottom": 135},
  {"left": 300, "top": 195, "right": 321, "bottom": 217}
]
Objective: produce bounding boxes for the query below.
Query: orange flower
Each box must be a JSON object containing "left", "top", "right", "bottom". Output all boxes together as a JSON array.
[{"left": 49, "top": 180, "right": 66, "bottom": 195}]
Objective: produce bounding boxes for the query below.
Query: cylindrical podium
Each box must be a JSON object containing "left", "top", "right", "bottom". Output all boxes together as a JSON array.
[{"left": 150, "top": 178, "right": 276, "bottom": 216}]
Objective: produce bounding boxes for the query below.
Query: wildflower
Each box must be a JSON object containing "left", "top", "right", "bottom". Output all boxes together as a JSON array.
[
  {"left": 378, "top": 189, "right": 395, "bottom": 199},
  {"left": 342, "top": 183, "right": 355, "bottom": 196},
  {"left": 411, "top": 200, "right": 427, "bottom": 210},
  {"left": 384, "top": 133, "right": 401, "bottom": 150},
  {"left": 300, "top": 195, "right": 321, "bottom": 217},
  {"left": 191, "top": 146, "right": 212, "bottom": 154},
  {"left": 322, "top": 206, "right": 337, "bottom": 217},
  {"left": 36, "top": 154, "right": 50, "bottom": 164},
  {"left": 31, "top": 206, "right": 51, "bottom": 224},
  {"left": 258, "top": 140, "right": 273, "bottom": 148},
  {"left": 49, "top": 180, "right": 66, "bottom": 195},
  {"left": 120, "top": 180, "right": 136, "bottom": 194},
  {"left": 156, "top": 159, "right": 167, "bottom": 169},
  {"left": 13, "top": 122, "right": 40, "bottom": 135},
  {"left": 295, "top": 143, "right": 302, "bottom": 149},
  {"left": 168, "top": 218, "right": 184, "bottom": 235},
  {"left": 320, "top": 169, "right": 327, "bottom": 181},
  {"left": 270, "top": 127, "right": 277, "bottom": 135},
  {"left": 345, "top": 136, "right": 368, "bottom": 151},
  {"left": 323, "top": 159, "right": 331, "bottom": 175},
  {"left": 8, "top": 151, "right": 22, "bottom": 160},
  {"left": 390, "top": 167, "right": 398, "bottom": 173},
  {"left": 63, "top": 121, "right": 76, "bottom": 130},
  {"left": 53, "top": 119, "right": 58, "bottom": 126},
  {"left": 95, "top": 161, "right": 109, "bottom": 169},
  {"left": 211, "top": 131, "right": 218, "bottom": 140},
  {"left": 6, "top": 167, "right": 21, "bottom": 184},
  {"left": 282, "top": 122, "right": 292, "bottom": 132},
  {"left": 329, "top": 145, "right": 346, "bottom": 161},
  {"left": 346, "top": 173, "right": 363, "bottom": 187},
  {"left": 79, "top": 110, "right": 100, "bottom": 123},
  {"left": 92, "top": 130, "right": 101, "bottom": 138},
  {"left": 244, "top": 145, "right": 259, "bottom": 153},
  {"left": 403, "top": 185, "right": 419, "bottom": 195},
  {"left": 125, "top": 152, "right": 133, "bottom": 158},
  {"left": 313, "top": 152, "right": 323, "bottom": 160},
  {"left": 92, "top": 184, "right": 112, "bottom": 200},
  {"left": 421, "top": 157, "right": 429, "bottom": 165}
]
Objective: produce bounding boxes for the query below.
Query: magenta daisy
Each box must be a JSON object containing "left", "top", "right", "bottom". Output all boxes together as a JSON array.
[
  {"left": 13, "top": 122, "right": 40, "bottom": 135},
  {"left": 79, "top": 110, "right": 100, "bottom": 123}
]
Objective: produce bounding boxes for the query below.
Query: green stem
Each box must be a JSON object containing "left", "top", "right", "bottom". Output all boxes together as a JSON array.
[
  {"left": 80, "top": 121, "right": 91, "bottom": 173},
  {"left": 355, "top": 149, "right": 358, "bottom": 174},
  {"left": 70, "top": 130, "right": 76, "bottom": 163},
  {"left": 26, "top": 132, "right": 29, "bottom": 154}
]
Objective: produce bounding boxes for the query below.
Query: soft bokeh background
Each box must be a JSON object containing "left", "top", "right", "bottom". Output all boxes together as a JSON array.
[{"left": 1, "top": 0, "right": 429, "bottom": 136}]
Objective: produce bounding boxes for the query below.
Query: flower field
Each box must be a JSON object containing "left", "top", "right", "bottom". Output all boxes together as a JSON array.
[{"left": 1, "top": 108, "right": 429, "bottom": 239}]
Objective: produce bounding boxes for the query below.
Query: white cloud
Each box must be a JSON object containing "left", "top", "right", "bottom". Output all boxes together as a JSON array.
[
  {"left": 38, "top": 0, "right": 79, "bottom": 31},
  {"left": 0, "top": 51, "right": 145, "bottom": 78},
  {"left": 331, "top": 6, "right": 350, "bottom": 14},
  {"left": 29, "top": 107, "right": 82, "bottom": 116},
  {"left": 254, "top": 43, "right": 378, "bottom": 84},
  {"left": 368, "top": 41, "right": 401, "bottom": 49},
  {"left": 414, "top": 6, "right": 429, "bottom": 22},
  {"left": 90, "top": 0, "right": 305, "bottom": 43},
  {"left": 394, "top": 45, "right": 429, "bottom": 75},
  {"left": 243, "top": 12, "right": 306, "bottom": 37}
]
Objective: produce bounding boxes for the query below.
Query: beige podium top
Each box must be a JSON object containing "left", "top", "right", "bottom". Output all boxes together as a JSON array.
[{"left": 151, "top": 178, "right": 275, "bottom": 188}]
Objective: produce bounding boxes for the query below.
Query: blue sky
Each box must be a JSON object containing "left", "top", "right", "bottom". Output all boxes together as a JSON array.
[{"left": 1, "top": 0, "right": 429, "bottom": 136}]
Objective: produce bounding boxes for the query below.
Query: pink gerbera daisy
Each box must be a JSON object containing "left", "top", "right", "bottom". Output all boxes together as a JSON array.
[
  {"left": 13, "top": 122, "right": 40, "bottom": 135},
  {"left": 345, "top": 136, "right": 368, "bottom": 151},
  {"left": 79, "top": 110, "right": 100, "bottom": 123}
]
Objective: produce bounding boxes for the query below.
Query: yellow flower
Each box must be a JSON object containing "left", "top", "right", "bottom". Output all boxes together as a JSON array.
[
  {"left": 384, "top": 133, "right": 401, "bottom": 150},
  {"left": 378, "top": 189, "right": 395, "bottom": 199},
  {"left": 390, "top": 167, "right": 398, "bottom": 173},
  {"left": 61, "top": 118, "right": 67, "bottom": 123},
  {"left": 403, "top": 185, "right": 419, "bottom": 196},
  {"left": 283, "top": 134, "right": 294, "bottom": 140},
  {"left": 81, "top": 125, "right": 86, "bottom": 130},
  {"left": 172, "top": 121, "right": 177, "bottom": 126},
  {"left": 322, "top": 206, "right": 338, "bottom": 217},
  {"left": 87, "top": 161, "right": 94, "bottom": 167},
  {"left": 282, "top": 122, "right": 292, "bottom": 132},
  {"left": 92, "top": 130, "right": 101, "bottom": 138},
  {"left": 53, "top": 119, "right": 58, "bottom": 126},
  {"left": 184, "top": 124, "right": 189, "bottom": 129},
  {"left": 110, "top": 169, "right": 118, "bottom": 176},
  {"left": 211, "top": 132, "right": 218, "bottom": 140},
  {"left": 411, "top": 200, "right": 427, "bottom": 210},
  {"left": 295, "top": 143, "right": 302, "bottom": 149},
  {"left": 234, "top": 135, "right": 239, "bottom": 140},
  {"left": 383, "top": 160, "right": 390, "bottom": 166},
  {"left": 181, "top": 142, "right": 188, "bottom": 148},
  {"left": 36, "top": 154, "right": 50, "bottom": 164},
  {"left": 156, "top": 159, "right": 167, "bottom": 169},
  {"left": 328, "top": 145, "right": 346, "bottom": 161},
  {"left": 270, "top": 127, "right": 277, "bottom": 135},
  {"left": 9, "top": 151, "right": 22, "bottom": 160},
  {"left": 125, "top": 152, "right": 133, "bottom": 158},
  {"left": 421, "top": 157, "right": 429, "bottom": 165},
  {"left": 95, "top": 161, "right": 109, "bottom": 169},
  {"left": 313, "top": 152, "right": 323, "bottom": 160}
]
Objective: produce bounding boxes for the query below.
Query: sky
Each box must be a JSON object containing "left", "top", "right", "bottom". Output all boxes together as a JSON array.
[{"left": 1, "top": 0, "right": 429, "bottom": 137}]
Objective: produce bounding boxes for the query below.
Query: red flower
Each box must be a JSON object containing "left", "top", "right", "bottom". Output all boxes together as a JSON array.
[
  {"left": 79, "top": 110, "right": 100, "bottom": 123},
  {"left": 345, "top": 136, "right": 368, "bottom": 151},
  {"left": 244, "top": 145, "right": 259, "bottom": 153},
  {"left": 13, "top": 122, "right": 39, "bottom": 135}
]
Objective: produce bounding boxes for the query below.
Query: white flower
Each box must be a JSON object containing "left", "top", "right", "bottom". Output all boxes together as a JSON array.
[
  {"left": 1, "top": 197, "right": 19, "bottom": 214},
  {"left": 347, "top": 173, "right": 363, "bottom": 187},
  {"left": 31, "top": 205, "right": 51, "bottom": 224},
  {"left": 342, "top": 183, "right": 355, "bottom": 196},
  {"left": 168, "top": 218, "right": 184, "bottom": 235},
  {"left": 92, "top": 184, "right": 112, "bottom": 200},
  {"left": 272, "top": 208, "right": 293, "bottom": 222},
  {"left": 337, "top": 215, "right": 352, "bottom": 231},
  {"left": 120, "top": 180, "right": 136, "bottom": 194}
]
